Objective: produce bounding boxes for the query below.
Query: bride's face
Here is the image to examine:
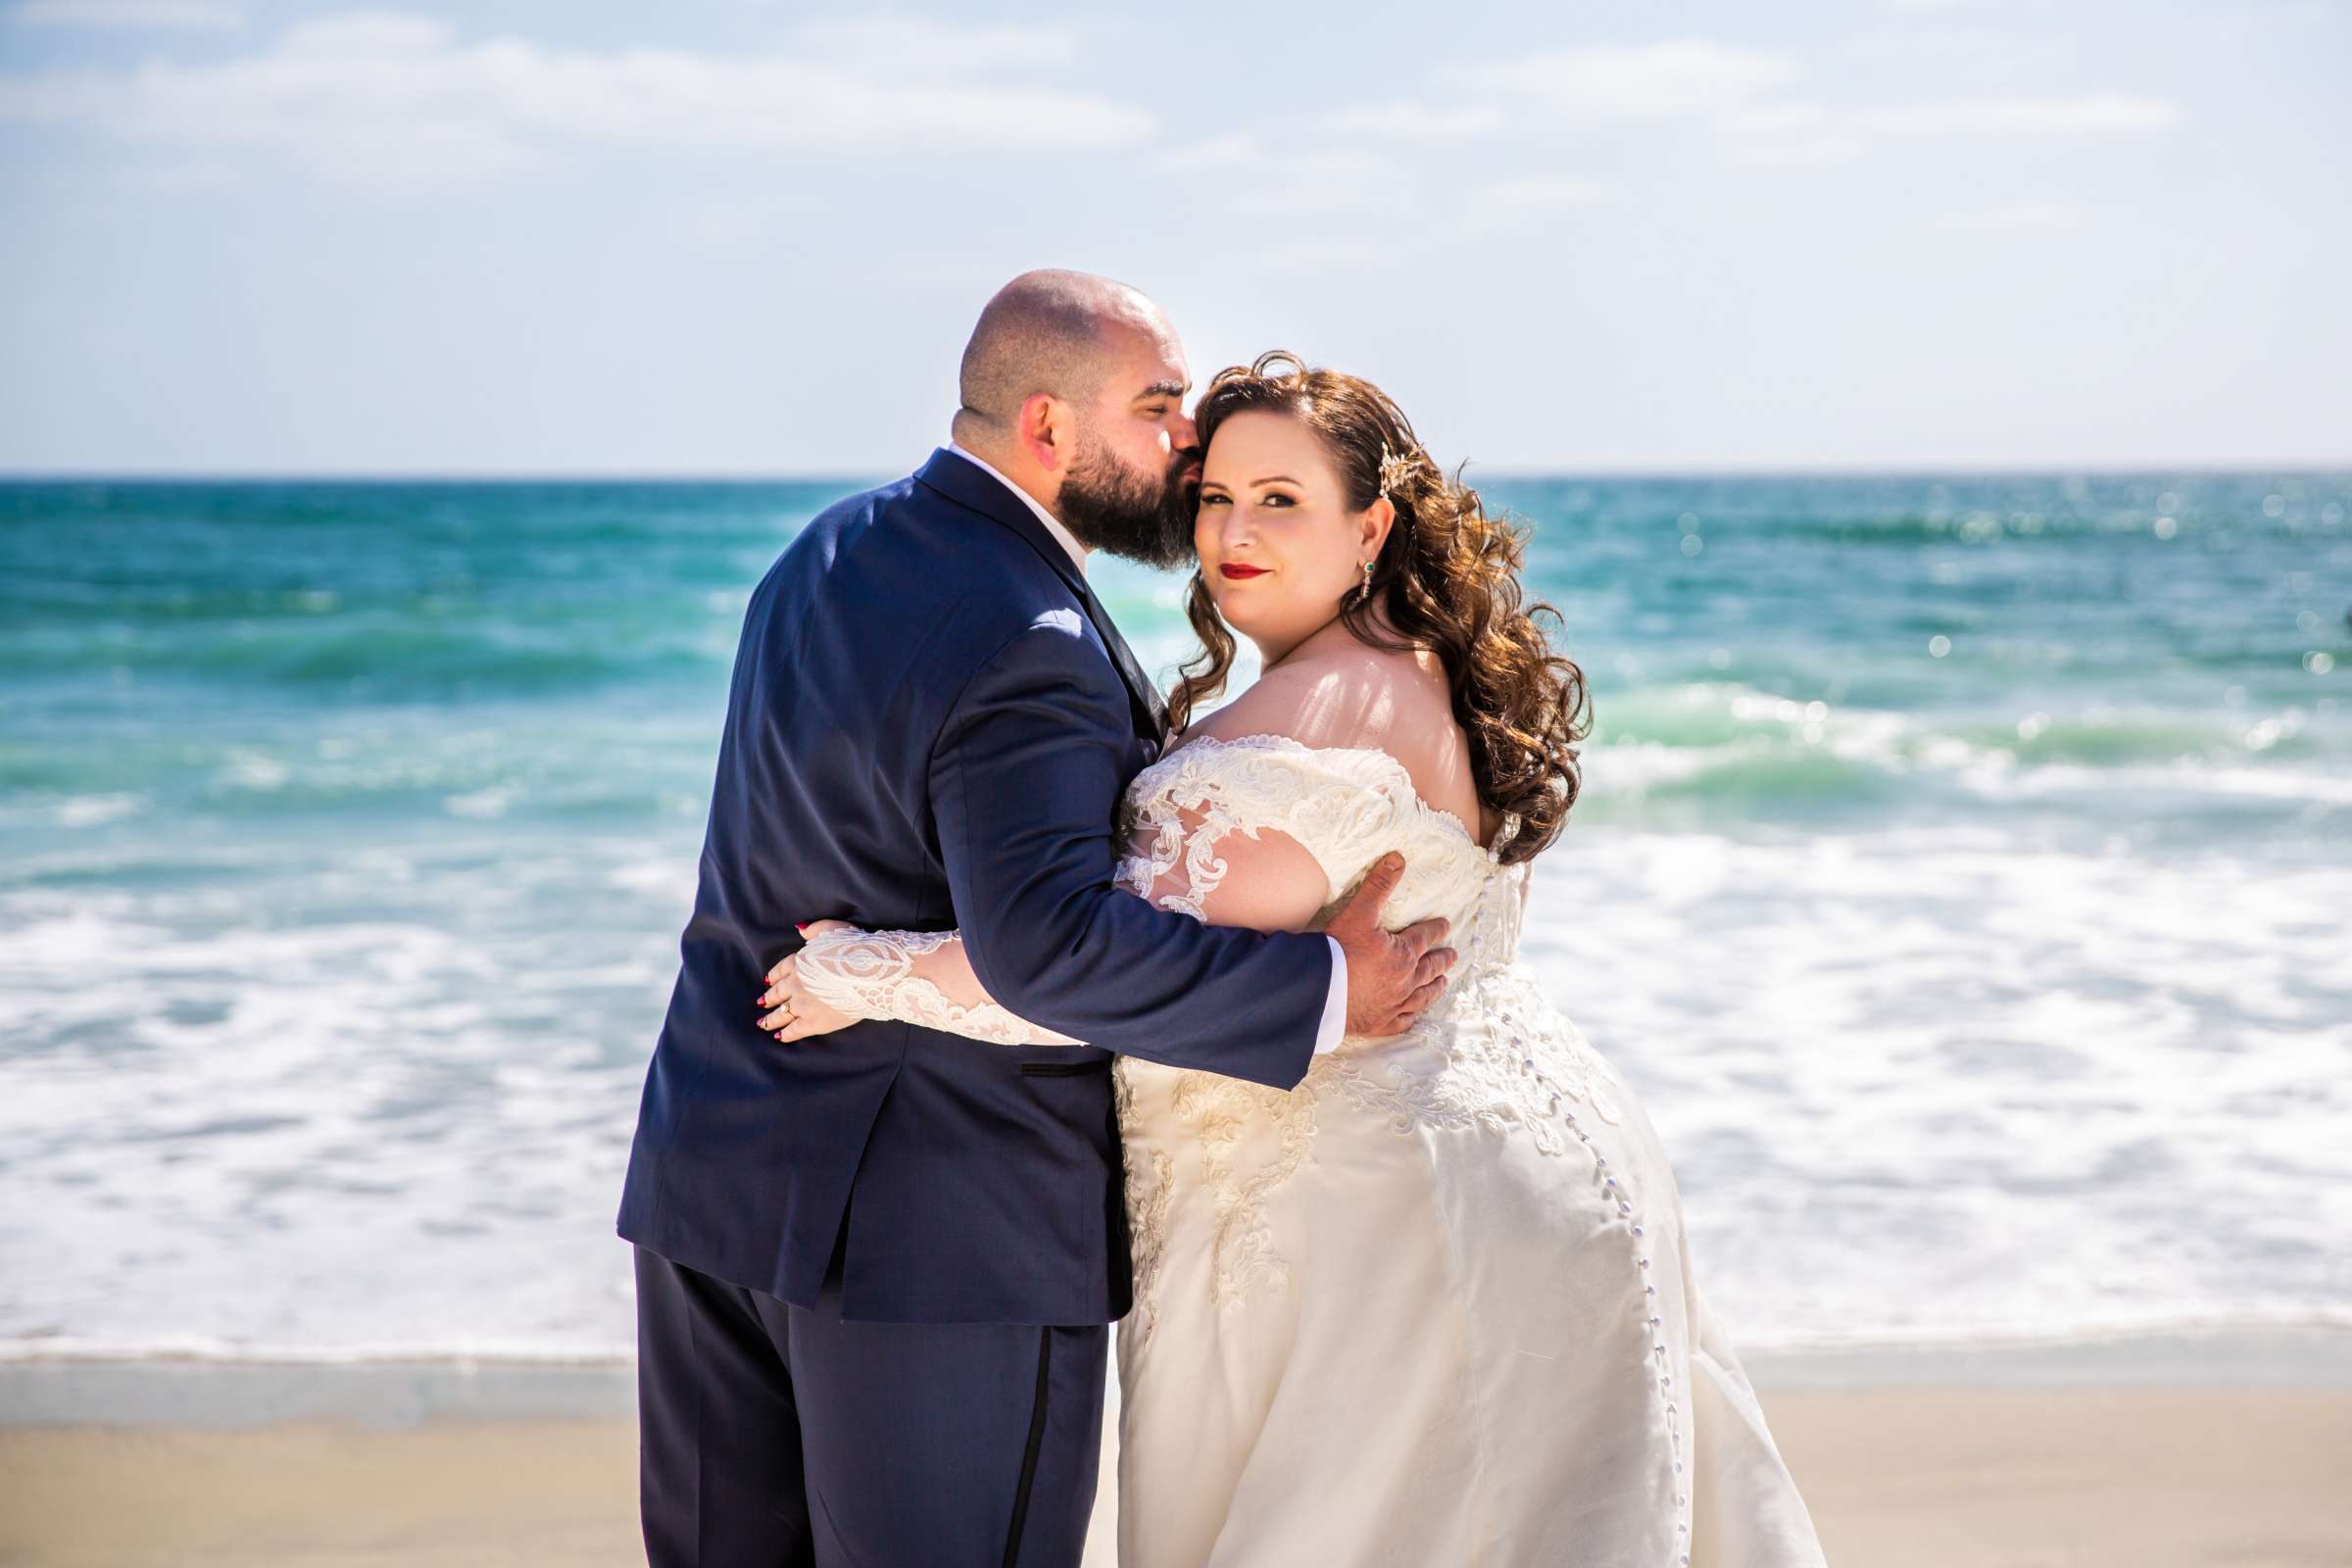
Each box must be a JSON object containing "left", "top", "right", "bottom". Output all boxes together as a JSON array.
[{"left": 1195, "top": 410, "right": 1391, "bottom": 663}]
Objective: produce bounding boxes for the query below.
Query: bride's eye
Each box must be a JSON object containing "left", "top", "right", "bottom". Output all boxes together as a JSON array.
[
  {"left": 1200, "top": 492, "right": 1231, "bottom": 508},
  {"left": 1260, "top": 492, "right": 1297, "bottom": 509}
]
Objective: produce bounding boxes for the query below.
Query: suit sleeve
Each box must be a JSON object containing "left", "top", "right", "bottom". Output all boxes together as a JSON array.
[{"left": 927, "top": 617, "right": 1331, "bottom": 1090}]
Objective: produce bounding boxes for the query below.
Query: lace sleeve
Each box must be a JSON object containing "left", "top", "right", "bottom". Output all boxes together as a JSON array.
[
  {"left": 1108, "top": 737, "right": 1408, "bottom": 933},
  {"left": 1112, "top": 799, "right": 1339, "bottom": 933},
  {"left": 797, "top": 742, "right": 1393, "bottom": 1050},
  {"left": 794, "top": 810, "right": 1335, "bottom": 1050},
  {"left": 795, "top": 928, "right": 1086, "bottom": 1047}
]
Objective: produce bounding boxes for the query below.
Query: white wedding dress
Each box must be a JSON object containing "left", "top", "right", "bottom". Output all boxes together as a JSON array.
[{"left": 798, "top": 733, "right": 1827, "bottom": 1568}]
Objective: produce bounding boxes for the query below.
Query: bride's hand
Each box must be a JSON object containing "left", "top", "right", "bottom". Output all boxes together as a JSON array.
[{"left": 758, "top": 919, "right": 860, "bottom": 1043}]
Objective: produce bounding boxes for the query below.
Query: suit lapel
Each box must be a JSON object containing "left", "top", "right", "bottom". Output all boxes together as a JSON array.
[
  {"left": 914, "top": 448, "right": 1170, "bottom": 748},
  {"left": 1076, "top": 579, "right": 1173, "bottom": 750}
]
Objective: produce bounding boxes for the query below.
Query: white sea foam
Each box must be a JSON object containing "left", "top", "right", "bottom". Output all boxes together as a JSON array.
[
  {"left": 1582, "top": 682, "right": 2352, "bottom": 812},
  {"left": 2, "top": 814, "right": 2344, "bottom": 1360},
  {"left": 1523, "top": 827, "right": 2352, "bottom": 1348},
  {"left": 51, "top": 794, "right": 146, "bottom": 828}
]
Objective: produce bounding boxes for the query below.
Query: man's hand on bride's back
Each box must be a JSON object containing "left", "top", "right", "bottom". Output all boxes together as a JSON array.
[{"left": 1325, "top": 853, "right": 1455, "bottom": 1037}]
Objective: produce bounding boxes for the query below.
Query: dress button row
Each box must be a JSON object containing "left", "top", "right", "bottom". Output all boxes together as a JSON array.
[{"left": 1553, "top": 1027, "right": 1685, "bottom": 1563}]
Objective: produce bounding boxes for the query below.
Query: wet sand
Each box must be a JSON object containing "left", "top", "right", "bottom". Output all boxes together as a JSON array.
[{"left": 4, "top": 1344, "right": 2349, "bottom": 1566}]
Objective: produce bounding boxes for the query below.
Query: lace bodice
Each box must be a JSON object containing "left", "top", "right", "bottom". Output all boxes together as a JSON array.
[
  {"left": 1111, "top": 734, "right": 1524, "bottom": 975},
  {"left": 794, "top": 735, "right": 1531, "bottom": 1046}
]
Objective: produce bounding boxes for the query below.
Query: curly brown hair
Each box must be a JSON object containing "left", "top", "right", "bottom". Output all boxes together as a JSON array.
[{"left": 1168, "top": 351, "right": 1590, "bottom": 865}]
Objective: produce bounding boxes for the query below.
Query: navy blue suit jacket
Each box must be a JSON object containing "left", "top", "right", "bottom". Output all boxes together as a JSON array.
[{"left": 616, "top": 448, "right": 1335, "bottom": 1325}]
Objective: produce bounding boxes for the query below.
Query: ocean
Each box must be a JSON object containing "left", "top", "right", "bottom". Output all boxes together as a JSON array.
[{"left": 2, "top": 471, "right": 2346, "bottom": 1363}]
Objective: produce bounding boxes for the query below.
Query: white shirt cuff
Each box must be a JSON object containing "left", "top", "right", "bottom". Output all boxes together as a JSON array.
[{"left": 1312, "top": 936, "right": 1348, "bottom": 1054}]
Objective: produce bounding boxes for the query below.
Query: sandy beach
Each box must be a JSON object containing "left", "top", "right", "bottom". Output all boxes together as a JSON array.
[{"left": 5, "top": 1348, "right": 2349, "bottom": 1568}]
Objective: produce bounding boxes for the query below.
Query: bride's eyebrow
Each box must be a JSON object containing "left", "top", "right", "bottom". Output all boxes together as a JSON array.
[{"left": 1252, "top": 474, "right": 1301, "bottom": 486}]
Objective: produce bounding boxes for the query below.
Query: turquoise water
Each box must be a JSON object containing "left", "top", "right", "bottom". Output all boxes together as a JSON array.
[{"left": 2, "top": 472, "right": 2346, "bottom": 1357}]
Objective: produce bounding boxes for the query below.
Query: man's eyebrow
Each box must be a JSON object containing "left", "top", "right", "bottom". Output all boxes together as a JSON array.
[{"left": 1135, "top": 380, "right": 1189, "bottom": 400}]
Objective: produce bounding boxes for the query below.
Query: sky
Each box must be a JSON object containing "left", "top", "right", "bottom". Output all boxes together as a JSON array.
[{"left": 1, "top": 0, "right": 2346, "bottom": 474}]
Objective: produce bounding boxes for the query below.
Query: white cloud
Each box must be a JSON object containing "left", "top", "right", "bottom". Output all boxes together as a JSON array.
[
  {"left": 1725, "top": 132, "right": 1866, "bottom": 167},
  {"left": 1224, "top": 147, "right": 1396, "bottom": 218},
  {"left": 0, "top": 9, "right": 1153, "bottom": 183},
  {"left": 1721, "top": 91, "right": 2177, "bottom": 166},
  {"left": 1313, "top": 99, "right": 1506, "bottom": 142},
  {"left": 1473, "top": 173, "right": 1613, "bottom": 213},
  {"left": 1381, "top": 37, "right": 2178, "bottom": 169},
  {"left": 1849, "top": 93, "right": 2179, "bottom": 134},
  {"left": 8, "top": 0, "right": 242, "bottom": 27},
  {"left": 1148, "top": 131, "right": 1263, "bottom": 173},
  {"left": 1154, "top": 147, "right": 1610, "bottom": 243},
  {"left": 1938, "top": 201, "right": 2082, "bottom": 228},
  {"left": 1720, "top": 101, "right": 1833, "bottom": 136},
  {"left": 1145, "top": 135, "right": 1428, "bottom": 223},
  {"left": 1835, "top": 21, "right": 2058, "bottom": 77},
  {"left": 1463, "top": 172, "right": 1614, "bottom": 235},
  {"left": 1445, "top": 39, "right": 1804, "bottom": 119},
  {"left": 789, "top": 16, "right": 1082, "bottom": 75}
]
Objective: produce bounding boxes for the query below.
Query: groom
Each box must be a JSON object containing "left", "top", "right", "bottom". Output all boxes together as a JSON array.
[{"left": 616, "top": 270, "right": 1454, "bottom": 1566}]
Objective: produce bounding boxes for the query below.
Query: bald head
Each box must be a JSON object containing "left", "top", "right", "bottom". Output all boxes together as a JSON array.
[
  {"left": 944, "top": 270, "right": 1199, "bottom": 564},
  {"left": 953, "top": 269, "right": 1170, "bottom": 446}
]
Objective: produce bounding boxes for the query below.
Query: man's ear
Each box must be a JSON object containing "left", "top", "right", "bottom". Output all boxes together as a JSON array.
[{"left": 1017, "top": 392, "right": 1068, "bottom": 473}]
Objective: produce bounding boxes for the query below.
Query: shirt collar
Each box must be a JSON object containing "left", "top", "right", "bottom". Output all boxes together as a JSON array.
[{"left": 946, "top": 439, "right": 1090, "bottom": 576}]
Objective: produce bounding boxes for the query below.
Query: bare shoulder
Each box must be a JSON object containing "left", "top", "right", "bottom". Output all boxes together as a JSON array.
[
  {"left": 1179, "top": 641, "right": 1475, "bottom": 814},
  {"left": 1181, "top": 660, "right": 1334, "bottom": 748}
]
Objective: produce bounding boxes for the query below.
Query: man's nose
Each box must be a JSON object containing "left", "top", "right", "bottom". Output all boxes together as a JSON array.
[{"left": 1170, "top": 411, "right": 1200, "bottom": 452}]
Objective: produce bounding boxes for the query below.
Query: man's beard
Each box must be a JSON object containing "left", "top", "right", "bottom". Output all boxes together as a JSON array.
[{"left": 1057, "top": 433, "right": 1200, "bottom": 571}]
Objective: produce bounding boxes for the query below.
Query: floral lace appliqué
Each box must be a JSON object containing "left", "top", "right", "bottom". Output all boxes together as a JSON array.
[
  {"left": 1114, "top": 1059, "right": 1177, "bottom": 1350},
  {"left": 1324, "top": 964, "right": 1625, "bottom": 1156},
  {"left": 1112, "top": 735, "right": 1421, "bottom": 912},
  {"left": 1167, "top": 1068, "right": 1318, "bottom": 1309}
]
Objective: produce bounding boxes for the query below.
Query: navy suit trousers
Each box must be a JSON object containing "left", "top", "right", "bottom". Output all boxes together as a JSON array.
[{"left": 633, "top": 1244, "right": 1107, "bottom": 1567}]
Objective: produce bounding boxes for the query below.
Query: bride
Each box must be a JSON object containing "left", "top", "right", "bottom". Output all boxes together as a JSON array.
[{"left": 757, "top": 352, "right": 1827, "bottom": 1567}]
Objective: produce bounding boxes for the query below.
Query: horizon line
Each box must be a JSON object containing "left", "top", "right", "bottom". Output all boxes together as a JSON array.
[{"left": 3, "top": 459, "right": 2349, "bottom": 484}]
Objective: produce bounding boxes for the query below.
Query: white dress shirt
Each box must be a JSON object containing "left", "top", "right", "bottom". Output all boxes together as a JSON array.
[{"left": 945, "top": 441, "right": 1350, "bottom": 1056}]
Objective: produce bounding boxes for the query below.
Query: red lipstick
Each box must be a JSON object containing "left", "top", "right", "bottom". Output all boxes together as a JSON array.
[{"left": 1219, "top": 564, "right": 1269, "bottom": 579}]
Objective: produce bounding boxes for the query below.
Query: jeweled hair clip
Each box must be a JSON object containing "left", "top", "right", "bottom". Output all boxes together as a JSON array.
[{"left": 1376, "top": 440, "right": 1421, "bottom": 501}]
